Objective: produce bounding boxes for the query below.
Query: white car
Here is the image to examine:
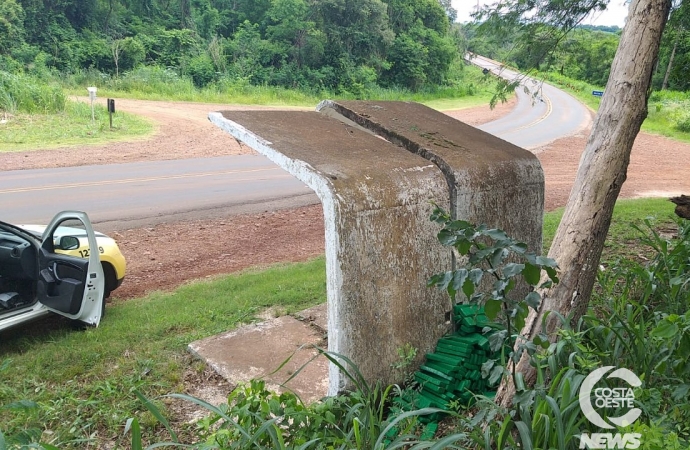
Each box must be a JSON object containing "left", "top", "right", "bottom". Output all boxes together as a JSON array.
[{"left": 0, "top": 211, "right": 106, "bottom": 332}]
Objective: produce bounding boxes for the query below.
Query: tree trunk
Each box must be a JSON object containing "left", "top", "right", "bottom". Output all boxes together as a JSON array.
[
  {"left": 112, "top": 40, "right": 121, "bottom": 78},
  {"left": 496, "top": 0, "right": 672, "bottom": 406},
  {"left": 662, "top": 33, "right": 678, "bottom": 90}
]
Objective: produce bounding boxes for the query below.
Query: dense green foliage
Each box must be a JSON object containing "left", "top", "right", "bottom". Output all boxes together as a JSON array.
[
  {"left": 654, "top": 1, "right": 690, "bottom": 91},
  {"left": 466, "top": 217, "right": 690, "bottom": 449},
  {"left": 0, "top": 0, "right": 463, "bottom": 94},
  {"left": 461, "top": 1, "right": 690, "bottom": 92}
]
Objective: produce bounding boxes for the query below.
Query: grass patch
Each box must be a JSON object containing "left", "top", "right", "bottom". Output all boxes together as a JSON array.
[
  {"left": 0, "top": 257, "right": 326, "bottom": 447},
  {"left": 543, "top": 71, "right": 690, "bottom": 143},
  {"left": 63, "top": 66, "right": 323, "bottom": 107},
  {"left": 0, "top": 100, "right": 153, "bottom": 152},
  {"left": 0, "top": 71, "right": 65, "bottom": 114},
  {"left": 423, "top": 93, "right": 495, "bottom": 111},
  {"left": 71, "top": 82, "right": 323, "bottom": 108},
  {"left": 542, "top": 197, "right": 677, "bottom": 259},
  {"left": 644, "top": 90, "right": 690, "bottom": 142},
  {"left": 0, "top": 198, "right": 679, "bottom": 447}
]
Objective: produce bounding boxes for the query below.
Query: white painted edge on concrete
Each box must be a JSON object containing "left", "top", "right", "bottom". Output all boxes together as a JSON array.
[{"left": 208, "top": 111, "right": 345, "bottom": 395}]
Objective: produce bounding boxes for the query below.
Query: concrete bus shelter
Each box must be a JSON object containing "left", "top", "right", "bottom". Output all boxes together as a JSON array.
[{"left": 208, "top": 100, "right": 543, "bottom": 395}]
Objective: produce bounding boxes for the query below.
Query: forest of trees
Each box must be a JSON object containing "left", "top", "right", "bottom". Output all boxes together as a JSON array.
[
  {"left": 1, "top": 0, "right": 689, "bottom": 96},
  {"left": 0, "top": 0, "right": 467, "bottom": 93},
  {"left": 461, "top": 1, "right": 690, "bottom": 92}
]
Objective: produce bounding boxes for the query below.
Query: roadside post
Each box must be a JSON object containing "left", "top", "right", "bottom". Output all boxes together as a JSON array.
[
  {"left": 87, "top": 87, "right": 97, "bottom": 123},
  {"left": 107, "top": 98, "right": 115, "bottom": 129}
]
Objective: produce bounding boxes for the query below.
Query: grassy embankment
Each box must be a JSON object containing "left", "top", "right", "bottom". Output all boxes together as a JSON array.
[
  {"left": 0, "top": 71, "right": 153, "bottom": 152},
  {"left": 543, "top": 71, "right": 690, "bottom": 143}
]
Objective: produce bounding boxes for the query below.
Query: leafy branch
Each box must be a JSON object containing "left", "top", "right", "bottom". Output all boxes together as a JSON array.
[{"left": 428, "top": 206, "right": 559, "bottom": 386}]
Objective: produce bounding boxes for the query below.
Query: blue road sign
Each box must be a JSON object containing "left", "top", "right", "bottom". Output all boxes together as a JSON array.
[{"left": 592, "top": 90, "right": 604, "bottom": 97}]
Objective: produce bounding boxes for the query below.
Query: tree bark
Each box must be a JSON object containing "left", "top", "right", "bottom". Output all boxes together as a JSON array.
[{"left": 496, "top": 0, "right": 672, "bottom": 406}]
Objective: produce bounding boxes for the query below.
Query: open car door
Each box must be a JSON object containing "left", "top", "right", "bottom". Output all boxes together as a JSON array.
[{"left": 37, "top": 211, "right": 105, "bottom": 326}]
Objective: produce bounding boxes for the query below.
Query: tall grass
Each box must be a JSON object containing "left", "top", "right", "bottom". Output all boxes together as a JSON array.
[
  {"left": 61, "top": 64, "right": 495, "bottom": 108},
  {"left": 0, "top": 71, "right": 65, "bottom": 114},
  {"left": 0, "top": 100, "right": 153, "bottom": 152},
  {"left": 647, "top": 90, "right": 690, "bottom": 137}
]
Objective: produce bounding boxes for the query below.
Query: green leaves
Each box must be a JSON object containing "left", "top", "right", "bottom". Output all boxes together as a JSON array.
[
  {"left": 652, "top": 319, "right": 679, "bottom": 339},
  {"left": 525, "top": 291, "right": 541, "bottom": 309},
  {"left": 429, "top": 206, "right": 559, "bottom": 321},
  {"left": 428, "top": 207, "right": 561, "bottom": 419},
  {"left": 484, "top": 299, "right": 502, "bottom": 320},
  {"left": 522, "top": 263, "right": 541, "bottom": 285},
  {"left": 502, "top": 263, "right": 525, "bottom": 279}
]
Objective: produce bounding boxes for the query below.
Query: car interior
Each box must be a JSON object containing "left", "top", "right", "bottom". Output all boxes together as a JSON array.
[{"left": 0, "top": 227, "right": 38, "bottom": 315}]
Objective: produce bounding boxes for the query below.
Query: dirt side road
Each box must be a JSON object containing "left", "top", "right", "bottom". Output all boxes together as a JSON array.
[{"left": 1, "top": 97, "right": 688, "bottom": 300}]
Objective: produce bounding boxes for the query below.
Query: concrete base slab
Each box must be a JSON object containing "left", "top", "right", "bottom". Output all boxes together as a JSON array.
[{"left": 188, "top": 304, "right": 329, "bottom": 403}]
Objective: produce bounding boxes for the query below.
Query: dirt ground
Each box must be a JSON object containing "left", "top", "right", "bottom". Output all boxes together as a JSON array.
[{"left": 1, "top": 97, "right": 689, "bottom": 300}]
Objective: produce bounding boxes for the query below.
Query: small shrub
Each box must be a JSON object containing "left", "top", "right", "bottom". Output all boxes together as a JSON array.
[
  {"left": 184, "top": 54, "right": 218, "bottom": 88},
  {"left": 675, "top": 113, "right": 690, "bottom": 133}
]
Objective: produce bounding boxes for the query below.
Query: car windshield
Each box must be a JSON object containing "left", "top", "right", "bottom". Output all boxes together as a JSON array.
[{"left": 1, "top": 222, "right": 38, "bottom": 239}]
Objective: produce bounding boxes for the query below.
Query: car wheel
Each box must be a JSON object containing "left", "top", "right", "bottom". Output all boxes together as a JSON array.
[{"left": 102, "top": 263, "right": 116, "bottom": 299}]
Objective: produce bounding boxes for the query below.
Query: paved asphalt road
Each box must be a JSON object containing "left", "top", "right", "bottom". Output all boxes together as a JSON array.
[
  {"left": 1, "top": 67, "right": 591, "bottom": 227},
  {"left": 468, "top": 54, "right": 591, "bottom": 149},
  {"left": 0, "top": 156, "right": 315, "bottom": 227}
]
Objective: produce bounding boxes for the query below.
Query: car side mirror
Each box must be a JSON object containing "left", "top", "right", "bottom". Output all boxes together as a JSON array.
[{"left": 55, "top": 235, "right": 80, "bottom": 250}]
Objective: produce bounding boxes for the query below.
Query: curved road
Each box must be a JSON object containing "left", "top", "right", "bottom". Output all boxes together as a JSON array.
[
  {"left": 468, "top": 54, "right": 591, "bottom": 149},
  {"left": 1, "top": 70, "right": 591, "bottom": 226}
]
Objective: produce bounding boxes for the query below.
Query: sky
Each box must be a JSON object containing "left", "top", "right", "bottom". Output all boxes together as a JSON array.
[{"left": 451, "top": 0, "right": 630, "bottom": 28}]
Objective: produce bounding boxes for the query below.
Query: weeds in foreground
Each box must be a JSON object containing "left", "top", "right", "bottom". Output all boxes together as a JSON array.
[
  {"left": 2, "top": 208, "right": 688, "bottom": 449},
  {"left": 469, "top": 218, "right": 690, "bottom": 449},
  {"left": 0, "top": 72, "right": 65, "bottom": 114},
  {"left": 126, "top": 350, "right": 465, "bottom": 449}
]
